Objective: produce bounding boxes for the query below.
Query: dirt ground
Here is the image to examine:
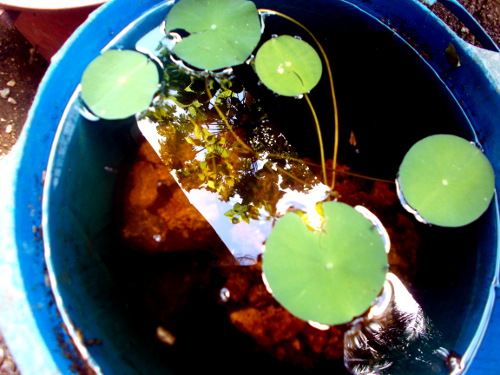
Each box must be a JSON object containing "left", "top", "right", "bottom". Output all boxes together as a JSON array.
[
  {"left": 432, "top": 0, "right": 500, "bottom": 46},
  {"left": 0, "top": 17, "right": 46, "bottom": 160},
  {"left": 0, "top": 0, "right": 498, "bottom": 373}
]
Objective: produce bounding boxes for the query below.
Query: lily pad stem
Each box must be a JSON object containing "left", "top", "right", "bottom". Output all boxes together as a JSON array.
[
  {"left": 204, "top": 77, "right": 254, "bottom": 155},
  {"left": 258, "top": 9, "right": 340, "bottom": 190},
  {"left": 204, "top": 77, "right": 312, "bottom": 187},
  {"left": 305, "top": 93, "right": 327, "bottom": 185}
]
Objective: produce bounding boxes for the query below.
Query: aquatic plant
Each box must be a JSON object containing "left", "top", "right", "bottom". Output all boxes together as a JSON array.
[
  {"left": 80, "top": 49, "right": 160, "bottom": 120},
  {"left": 254, "top": 35, "right": 323, "bottom": 97},
  {"left": 165, "top": 0, "right": 261, "bottom": 71},
  {"left": 263, "top": 201, "right": 388, "bottom": 325},
  {"left": 397, "top": 134, "right": 495, "bottom": 227},
  {"left": 79, "top": 0, "right": 495, "bottom": 331}
]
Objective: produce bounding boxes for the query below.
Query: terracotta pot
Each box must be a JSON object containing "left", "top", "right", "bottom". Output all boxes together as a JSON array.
[{"left": 0, "top": 1, "right": 106, "bottom": 59}]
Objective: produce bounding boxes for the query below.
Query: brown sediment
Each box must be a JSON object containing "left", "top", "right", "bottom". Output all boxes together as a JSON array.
[{"left": 115, "top": 138, "right": 420, "bottom": 370}]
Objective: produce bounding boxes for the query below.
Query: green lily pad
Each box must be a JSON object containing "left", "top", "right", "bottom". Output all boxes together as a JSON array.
[
  {"left": 398, "top": 134, "right": 495, "bottom": 227},
  {"left": 254, "top": 35, "right": 323, "bottom": 96},
  {"left": 81, "top": 50, "right": 159, "bottom": 120},
  {"left": 263, "top": 201, "right": 388, "bottom": 326},
  {"left": 165, "top": 0, "right": 261, "bottom": 71}
]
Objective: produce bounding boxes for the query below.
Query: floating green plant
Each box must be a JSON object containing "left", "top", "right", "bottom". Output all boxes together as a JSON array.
[
  {"left": 162, "top": 0, "right": 332, "bottom": 186},
  {"left": 80, "top": 49, "right": 159, "bottom": 120},
  {"left": 263, "top": 201, "right": 388, "bottom": 326},
  {"left": 254, "top": 35, "right": 323, "bottom": 97},
  {"left": 165, "top": 0, "right": 262, "bottom": 71},
  {"left": 397, "top": 134, "right": 495, "bottom": 227},
  {"left": 79, "top": 0, "right": 496, "bottom": 332}
]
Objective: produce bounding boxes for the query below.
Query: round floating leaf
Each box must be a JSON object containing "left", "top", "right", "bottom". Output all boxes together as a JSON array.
[
  {"left": 263, "top": 201, "right": 388, "bottom": 326},
  {"left": 398, "top": 134, "right": 495, "bottom": 227},
  {"left": 254, "top": 35, "right": 322, "bottom": 96},
  {"left": 81, "top": 50, "right": 159, "bottom": 120},
  {"left": 165, "top": 0, "right": 261, "bottom": 71}
]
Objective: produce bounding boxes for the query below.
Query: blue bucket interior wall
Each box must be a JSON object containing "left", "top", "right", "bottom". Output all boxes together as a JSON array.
[{"left": 1, "top": 0, "right": 499, "bottom": 374}]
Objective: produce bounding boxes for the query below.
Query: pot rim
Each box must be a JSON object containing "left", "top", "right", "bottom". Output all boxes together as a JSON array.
[{"left": 0, "top": 0, "right": 106, "bottom": 11}]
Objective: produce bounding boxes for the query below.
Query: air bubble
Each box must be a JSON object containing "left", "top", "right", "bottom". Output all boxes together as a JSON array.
[{"left": 219, "top": 287, "right": 230, "bottom": 303}]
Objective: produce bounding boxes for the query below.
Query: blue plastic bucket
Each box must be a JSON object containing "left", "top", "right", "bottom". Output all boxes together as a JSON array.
[{"left": 0, "top": 0, "right": 498, "bottom": 374}]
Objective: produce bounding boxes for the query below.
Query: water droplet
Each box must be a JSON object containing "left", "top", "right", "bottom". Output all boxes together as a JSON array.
[
  {"left": 219, "top": 287, "right": 230, "bottom": 303},
  {"left": 152, "top": 234, "right": 162, "bottom": 242},
  {"left": 271, "top": 34, "right": 278, "bottom": 38},
  {"left": 294, "top": 35, "right": 302, "bottom": 40}
]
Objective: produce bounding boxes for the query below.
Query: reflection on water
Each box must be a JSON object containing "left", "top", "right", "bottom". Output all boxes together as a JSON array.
[
  {"left": 129, "top": 22, "right": 464, "bottom": 375},
  {"left": 137, "top": 35, "right": 329, "bottom": 261},
  {"left": 345, "top": 273, "right": 462, "bottom": 375}
]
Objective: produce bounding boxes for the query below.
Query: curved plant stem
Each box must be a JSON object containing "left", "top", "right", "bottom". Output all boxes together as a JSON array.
[
  {"left": 204, "top": 77, "right": 254, "bottom": 155},
  {"left": 305, "top": 93, "right": 327, "bottom": 185},
  {"left": 266, "top": 153, "right": 394, "bottom": 185},
  {"left": 268, "top": 163, "right": 316, "bottom": 189},
  {"left": 204, "top": 77, "right": 312, "bottom": 188},
  {"left": 319, "top": 164, "right": 395, "bottom": 184},
  {"left": 258, "top": 9, "right": 340, "bottom": 190}
]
